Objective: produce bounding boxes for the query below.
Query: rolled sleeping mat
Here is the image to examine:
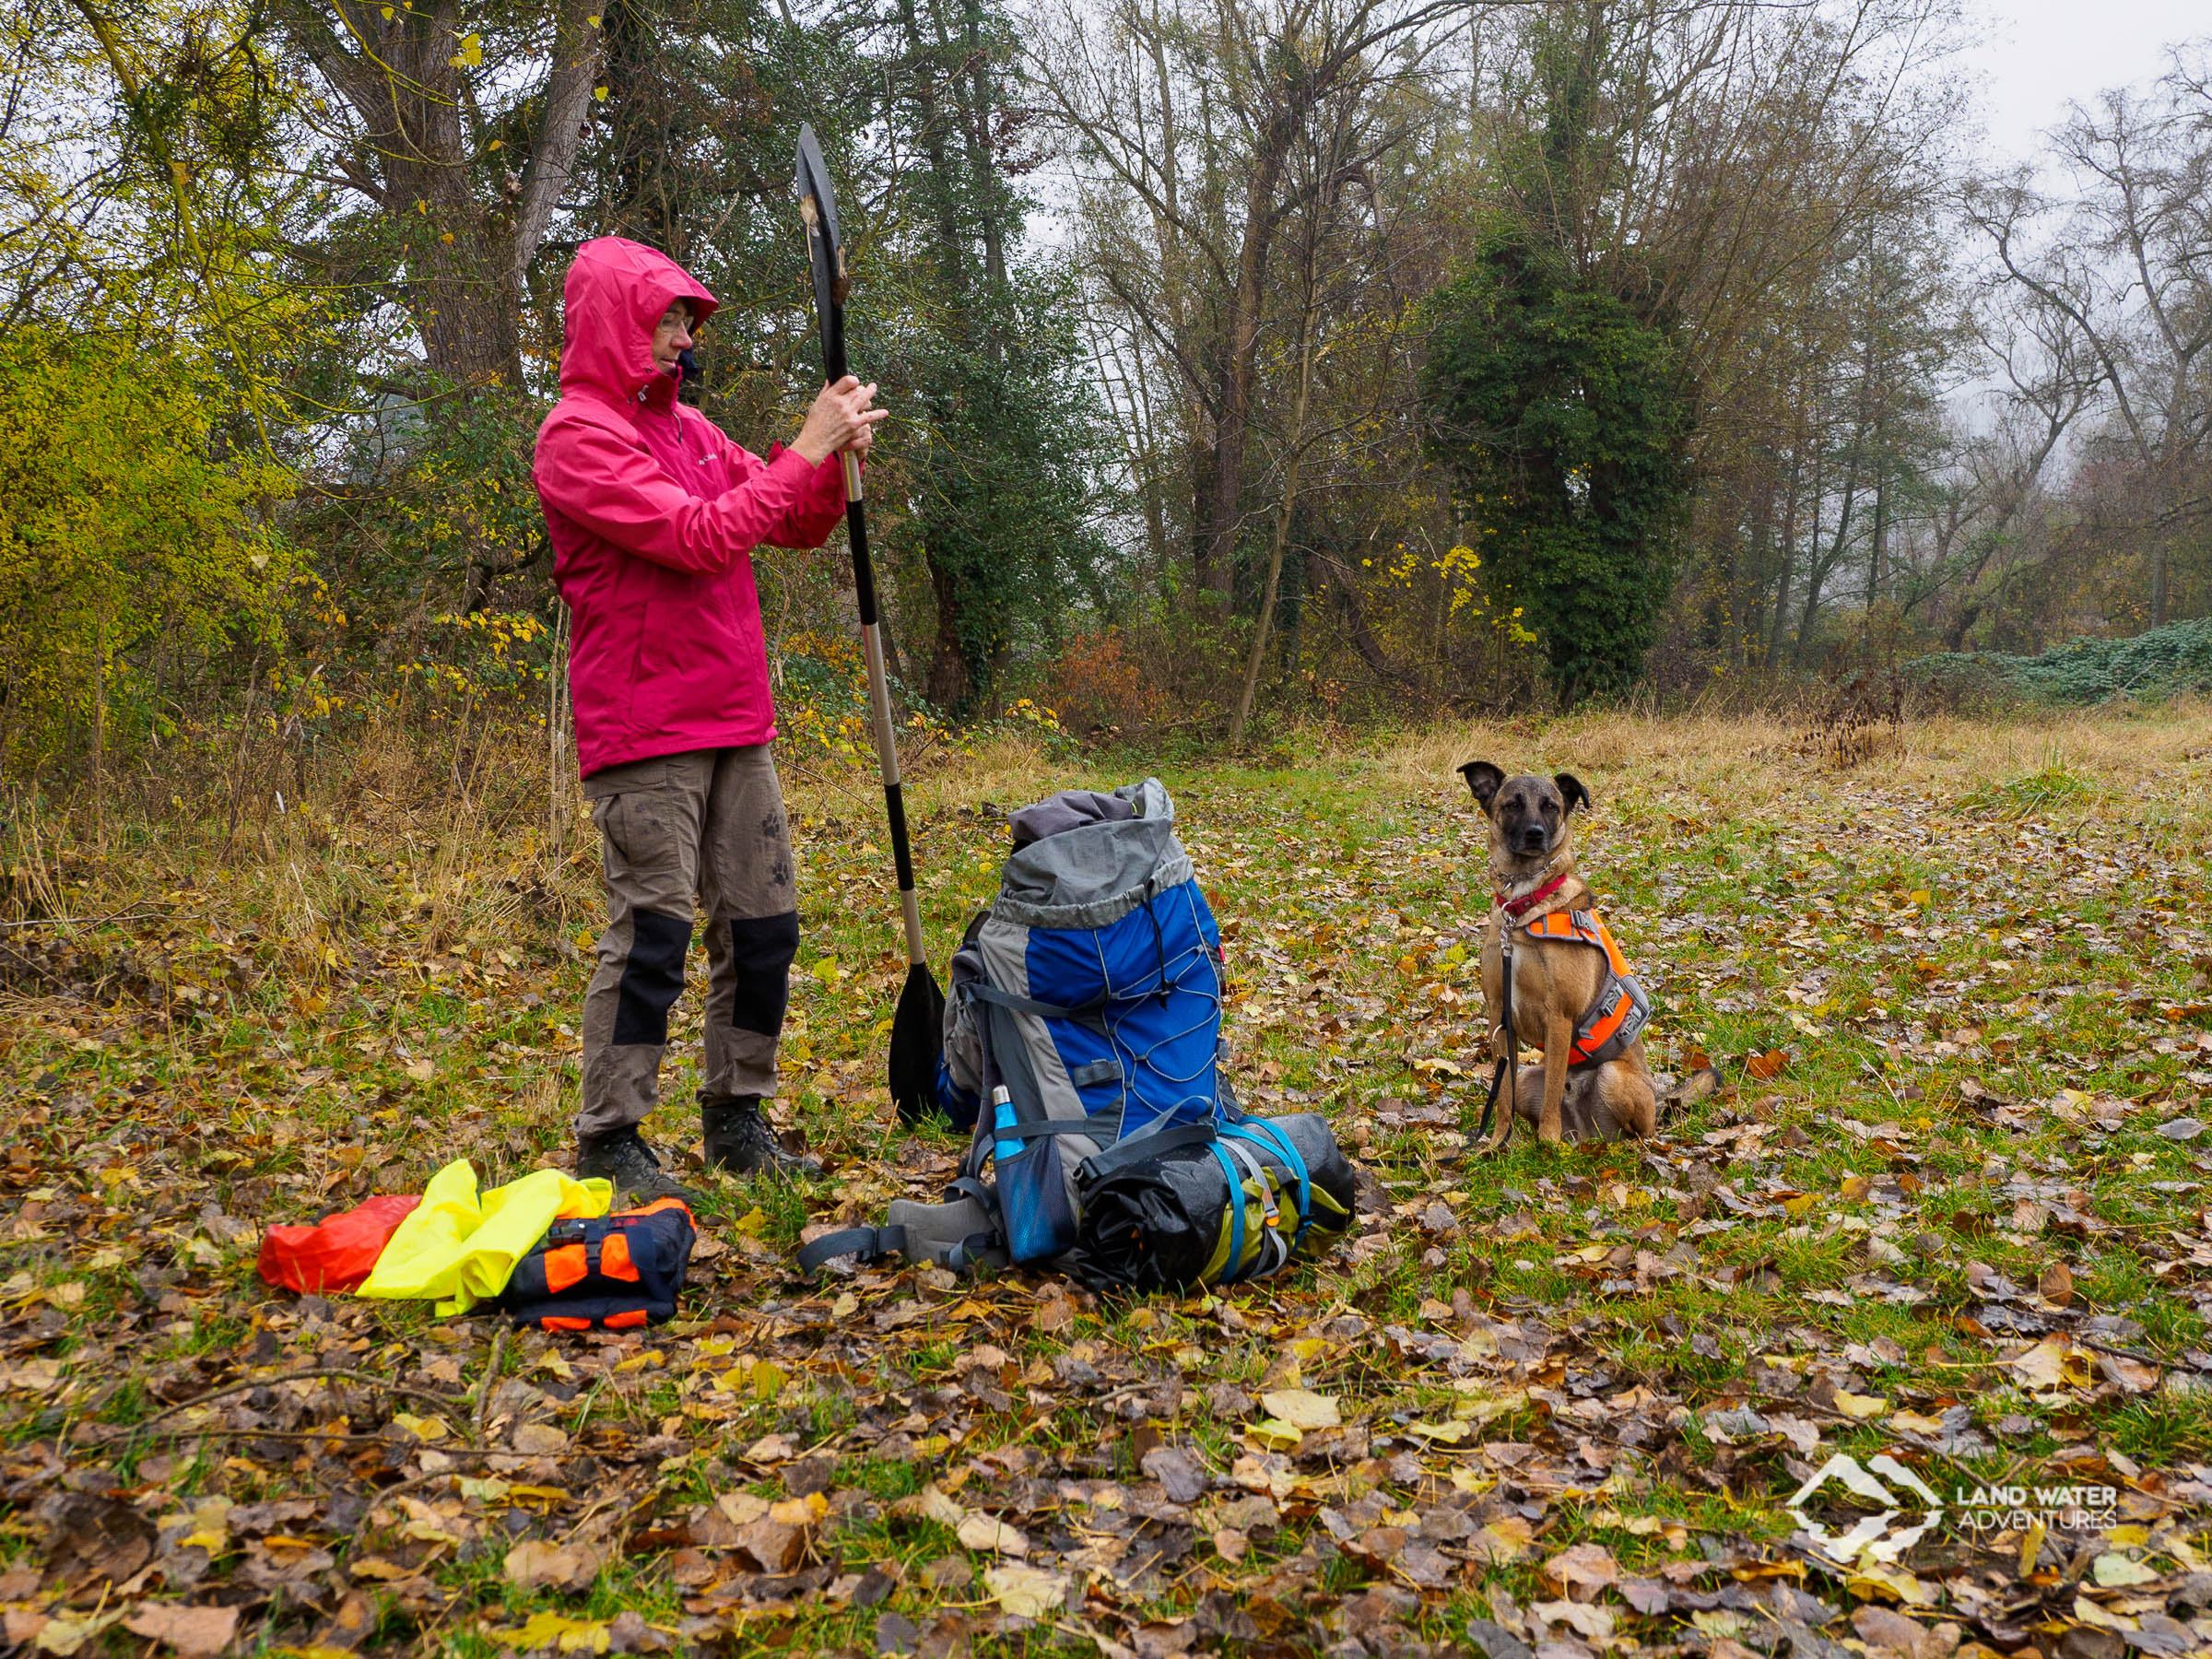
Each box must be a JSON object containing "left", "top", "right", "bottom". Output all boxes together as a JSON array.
[{"left": 1066, "top": 1112, "right": 1356, "bottom": 1293}]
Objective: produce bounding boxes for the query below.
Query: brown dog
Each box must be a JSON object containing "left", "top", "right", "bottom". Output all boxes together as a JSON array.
[{"left": 1459, "top": 762, "right": 1658, "bottom": 1147}]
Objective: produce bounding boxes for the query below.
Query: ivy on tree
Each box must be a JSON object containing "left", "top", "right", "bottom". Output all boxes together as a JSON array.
[
  {"left": 1418, "top": 8, "right": 1695, "bottom": 709},
  {"left": 1422, "top": 226, "right": 1691, "bottom": 708}
]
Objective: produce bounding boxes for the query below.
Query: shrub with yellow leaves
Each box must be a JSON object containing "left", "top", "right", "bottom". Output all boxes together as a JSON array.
[{"left": 0, "top": 328, "right": 296, "bottom": 771}]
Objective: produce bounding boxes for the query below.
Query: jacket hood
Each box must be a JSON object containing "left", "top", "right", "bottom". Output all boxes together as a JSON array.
[{"left": 559, "top": 237, "right": 719, "bottom": 406}]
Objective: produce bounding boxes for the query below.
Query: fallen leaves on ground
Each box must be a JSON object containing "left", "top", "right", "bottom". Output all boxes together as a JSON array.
[{"left": 119, "top": 1603, "right": 241, "bottom": 1658}]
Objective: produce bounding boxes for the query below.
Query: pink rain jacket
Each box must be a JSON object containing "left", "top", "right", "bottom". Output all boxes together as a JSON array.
[{"left": 535, "top": 237, "right": 847, "bottom": 777}]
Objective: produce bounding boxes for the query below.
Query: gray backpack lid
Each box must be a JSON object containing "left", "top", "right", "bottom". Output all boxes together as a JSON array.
[
  {"left": 1008, "top": 789, "right": 1135, "bottom": 845},
  {"left": 992, "top": 779, "right": 1194, "bottom": 931}
]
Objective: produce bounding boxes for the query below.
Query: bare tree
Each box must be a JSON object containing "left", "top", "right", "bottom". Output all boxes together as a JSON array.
[
  {"left": 1971, "top": 51, "right": 2212, "bottom": 626},
  {"left": 1901, "top": 293, "right": 2099, "bottom": 649},
  {"left": 1033, "top": 0, "right": 1469, "bottom": 604}
]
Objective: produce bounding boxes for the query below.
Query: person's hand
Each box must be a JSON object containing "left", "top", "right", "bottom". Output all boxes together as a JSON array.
[{"left": 792, "top": 375, "right": 888, "bottom": 465}]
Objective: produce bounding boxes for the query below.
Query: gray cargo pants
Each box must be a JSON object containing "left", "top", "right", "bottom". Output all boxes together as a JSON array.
[{"left": 577, "top": 747, "right": 798, "bottom": 1139}]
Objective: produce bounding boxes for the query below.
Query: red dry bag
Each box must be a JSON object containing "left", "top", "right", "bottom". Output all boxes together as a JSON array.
[{"left": 257, "top": 1194, "right": 422, "bottom": 1294}]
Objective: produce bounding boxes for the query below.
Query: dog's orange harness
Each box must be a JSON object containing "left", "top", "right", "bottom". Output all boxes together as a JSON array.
[{"left": 1511, "top": 908, "right": 1652, "bottom": 1068}]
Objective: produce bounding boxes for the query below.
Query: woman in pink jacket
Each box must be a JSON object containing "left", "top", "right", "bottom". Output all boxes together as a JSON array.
[{"left": 535, "top": 236, "right": 887, "bottom": 1201}]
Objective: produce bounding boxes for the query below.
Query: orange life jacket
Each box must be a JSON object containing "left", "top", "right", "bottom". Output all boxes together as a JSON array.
[
  {"left": 1512, "top": 908, "right": 1652, "bottom": 1068},
  {"left": 495, "top": 1195, "right": 696, "bottom": 1331}
]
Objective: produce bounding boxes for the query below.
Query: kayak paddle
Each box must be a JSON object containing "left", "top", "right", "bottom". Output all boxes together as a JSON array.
[{"left": 794, "top": 123, "right": 946, "bottom": 1124}]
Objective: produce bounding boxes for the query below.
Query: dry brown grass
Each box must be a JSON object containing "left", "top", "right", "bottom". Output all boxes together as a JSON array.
[
  {"left": 897, "top": 731, "right": 1065, "bottom": 811},
  {"left": 1381, "top": 700, "right": 2212, "bottom": 833},
  {"left": 16, "top": 701, "right": 2207, "bottom": 969}
]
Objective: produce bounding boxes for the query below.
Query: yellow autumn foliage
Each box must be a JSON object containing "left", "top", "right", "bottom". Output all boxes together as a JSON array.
[{"left": 0, "top": 328, "right": 296, "bottom": 769}]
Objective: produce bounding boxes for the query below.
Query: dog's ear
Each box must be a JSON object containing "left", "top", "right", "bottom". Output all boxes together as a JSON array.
[
  {"left": 1458, "top": 760, "right": 1506, "bottom": 817},
  {"left": 1554, "top": 772, "right": 1592, "bottom": 816}
]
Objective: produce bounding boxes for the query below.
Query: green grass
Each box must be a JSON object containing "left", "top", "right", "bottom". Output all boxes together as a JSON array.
[{"left": 1959, "top": 763, "right": 2099, "bottom": 819}]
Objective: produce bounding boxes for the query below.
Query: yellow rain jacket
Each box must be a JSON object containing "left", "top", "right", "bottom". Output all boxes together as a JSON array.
[{"left": 359, "top": 1159, "right": 612, "bottom": 1315}]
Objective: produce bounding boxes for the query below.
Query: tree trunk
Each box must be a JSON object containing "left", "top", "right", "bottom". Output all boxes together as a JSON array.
[
  {"left": 1229, "top": 479, "right": 1301, "bottom": 746},
  {"left": 900, "top": 0, "right": 971, "bottom": 317},
  {"left": 511, "top": 0, "right": 604, "bottom": 283},
  {"left": 1228, "top": 131, "right": 1332, "bottom": 747},
  {"left": 379, "top": 0, "right": 521, "bottom": 392},
  {"left": 1768, "top": 443, "right": 1803, "bottom": 668},
  {"left": 1314, "top": 547, "right": 1419, "bottom": 691},
  {"left": 925, "top": 560, "right": 973, "bottom": 710},
  {"left": 1121, "top": 339, "right": 1171, "bottom": 580},
  {"left": 1796, "top": 476, "right": 1853, "bottom": 665},
  {"left": 1198, "top": 115, "right": 1292, "bottom": 606},
  {"left": 956, "top": 0, "right": 1007, "bottom": 309},
  {"left": 299, "top": 0, "right": 598, "bottom": 397},
  {"left": 1942, "top": 597, "right": 1983, "bottom": 653},
  {"left": 1742, "top": 458, "right": 1774, "bottom": 668},
  {"left": 1867, "top": 453, "right": 1888, "bottom": 609}
]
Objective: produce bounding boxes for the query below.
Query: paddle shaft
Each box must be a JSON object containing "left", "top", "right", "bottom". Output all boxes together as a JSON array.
[{"left": 819, "top": 307, "right": 924, "bottom": 969}]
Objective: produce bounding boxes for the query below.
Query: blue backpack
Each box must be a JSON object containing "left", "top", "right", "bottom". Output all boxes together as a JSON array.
[
  {"left": 936, "top": 780, "right": 1229, "bottom": 1262},
  {"left": 800, "top": 781, "right": 1353, "bottom": 1283}
]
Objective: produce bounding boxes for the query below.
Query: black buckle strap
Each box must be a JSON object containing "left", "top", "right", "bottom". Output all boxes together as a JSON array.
[
  {"left": 947, "top": 1174, "right": 995, "bottom": 1208},
  {"left": 796, "top": 1225, "right": 909, "bottom": 1274},
  {"left": 965, "top": 982, "right": 1111, "bottom": 1029},
  {"left": 1073, "top": 1121, "right": 1218, "bottom": 1188},
  {"left": 943, "top": 1231, "right": 1008, "bottom": 1274},
  {"left": 964, "top": 982, "right": 1105, "bottom": 1019}
]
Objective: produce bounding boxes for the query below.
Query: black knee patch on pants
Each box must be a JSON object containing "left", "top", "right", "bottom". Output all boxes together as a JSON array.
[
  {"left": 614, "top": 909, "right": 690, "bottom": 1045},
  {"left": 727, "top": 911, "right": 799, "bottom": 1036}
]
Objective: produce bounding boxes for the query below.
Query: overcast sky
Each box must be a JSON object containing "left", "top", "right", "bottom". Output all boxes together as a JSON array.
[{"left": 1968, "top": 0, "right": 2202, "bottom": 167}]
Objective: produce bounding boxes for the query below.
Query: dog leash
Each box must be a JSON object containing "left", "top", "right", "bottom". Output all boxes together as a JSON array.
[{"left": 1475, "top": 928, "right": 1516, "bottom": 1144}]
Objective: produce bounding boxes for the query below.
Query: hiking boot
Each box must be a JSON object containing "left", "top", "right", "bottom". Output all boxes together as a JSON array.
[
  {"left": 575, "top": 1124, "right": 698, "bottom": 1206},
  {"left": 701, "top": 1095, "right": 821, "bottom": 1178}
]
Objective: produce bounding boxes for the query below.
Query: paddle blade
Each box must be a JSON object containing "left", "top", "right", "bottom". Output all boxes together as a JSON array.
[
  {"left": 888, "top": 962, "right": 947, "bottom": 1125},
  {"left": 794, "top": 123, "right": 848, "bottom": 382}
]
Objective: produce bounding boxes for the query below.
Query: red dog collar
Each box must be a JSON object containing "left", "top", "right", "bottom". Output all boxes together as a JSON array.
[{"left": 1495, "top": 870, "right": 1569, "bottom": 918}]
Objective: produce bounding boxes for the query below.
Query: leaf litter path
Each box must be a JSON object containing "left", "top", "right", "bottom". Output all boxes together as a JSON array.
[{"left": 4, "top": 727, "right": 2211, "bottom": 1659}]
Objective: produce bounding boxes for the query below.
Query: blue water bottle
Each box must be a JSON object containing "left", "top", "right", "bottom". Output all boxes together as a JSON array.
[{"left": 991, "top": 1086, "right": 1022, "bottom": 1165}]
